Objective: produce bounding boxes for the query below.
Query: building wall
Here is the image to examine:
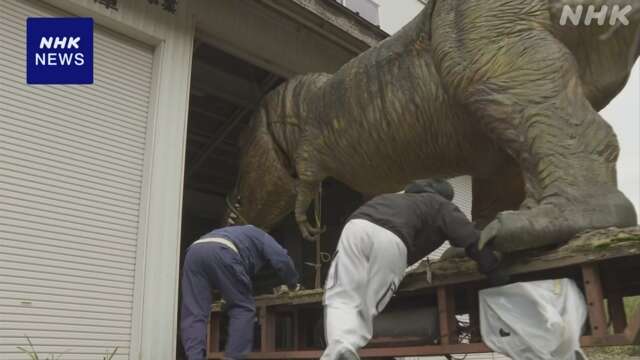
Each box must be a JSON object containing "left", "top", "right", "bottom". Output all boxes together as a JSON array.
[
  {"left": 0, "top": 1, "right": 378, "bottom": 359},
  {"left": 1, "top": 2, "right": 157, "bottom": 359},
  {"left": 2, "top": 1, "right": 194, "bottom": 359}
]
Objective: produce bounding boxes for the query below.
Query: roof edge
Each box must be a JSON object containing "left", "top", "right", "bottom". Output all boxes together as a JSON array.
[{"left": 258, "top": 0, "right": 389, "bottom": 53}]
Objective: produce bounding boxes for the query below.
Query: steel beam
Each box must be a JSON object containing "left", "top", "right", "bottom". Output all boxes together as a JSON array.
[
  {"left": 186, "top": 74, "right": 280, "bottom": 180},
  {"left": 191, "top": 60, "right": 262, "bottom": 108}
]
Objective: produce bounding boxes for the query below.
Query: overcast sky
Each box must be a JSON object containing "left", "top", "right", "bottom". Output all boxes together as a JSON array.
[{"left": 375, "top": 0, "right": 640, "bottom": 219}]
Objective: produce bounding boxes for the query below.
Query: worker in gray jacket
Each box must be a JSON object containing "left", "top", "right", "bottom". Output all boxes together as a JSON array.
[
  {"left": 321, "top": 179, "right": 505, "bottom": 360},
  {"left": 181, "top": 225, "right": 299, "bottom": 360}
]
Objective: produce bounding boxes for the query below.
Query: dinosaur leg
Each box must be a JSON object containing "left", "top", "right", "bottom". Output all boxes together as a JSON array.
[
  {"left": 295, "top": 178, "right": 324, "bottom": 241},
  {"left": 461, "top": 33, "right": 636, "bottom": 252},
  {"left": 294, "top": 142, "right": 326, "bottom": 241}
]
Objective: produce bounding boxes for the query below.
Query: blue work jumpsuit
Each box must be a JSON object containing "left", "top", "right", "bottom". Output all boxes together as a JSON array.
[{"left": 180, "top": 225, "right": 299, "bottom": 360}]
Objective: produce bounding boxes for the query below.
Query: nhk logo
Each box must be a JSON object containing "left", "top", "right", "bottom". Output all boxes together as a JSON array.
[
  {"left": 36, "top": 36, "right": 85, "bottom": 66},
  {"left": 26, "top": 17, "right": 94, "bottom": 84},
  {"left": 559, "top": 4, "right": 633, "bottom": 26}
]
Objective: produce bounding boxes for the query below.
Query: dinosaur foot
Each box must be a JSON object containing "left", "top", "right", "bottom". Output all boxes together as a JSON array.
[
  {"left": 479, "top": 189, "right": 637, "bottom": 253},
  {"left": 298, "top": 218, "right": 326, "bottom": 242}
]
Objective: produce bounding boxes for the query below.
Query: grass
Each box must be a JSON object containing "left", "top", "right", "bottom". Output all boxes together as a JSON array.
[
  {"left": 17, "top": 336, "right": 118, "bottom": 360},
  {"left": 585, "top": 296, "right": 640, "bottom": 359}
]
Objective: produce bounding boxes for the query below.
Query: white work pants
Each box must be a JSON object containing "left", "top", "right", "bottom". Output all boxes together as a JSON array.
[{"left": 321, "top": 219, "right": 408, "bottom": 360}]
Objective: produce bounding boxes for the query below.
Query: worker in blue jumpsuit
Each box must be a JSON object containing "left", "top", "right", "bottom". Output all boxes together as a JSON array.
[{"left": 180, "top": 225, "right": 300, "bottom": 360}]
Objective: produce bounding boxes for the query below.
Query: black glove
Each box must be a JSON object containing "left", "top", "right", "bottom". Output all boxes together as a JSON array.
[
  {"left": 486, "top": 267, "right": 510, "bottom": 287},
  {"left": 465, "top": 243, "right": 501, "bottom": 274},
  {"left": 466, "top": 243, "right": 510, "bottom": 286}
]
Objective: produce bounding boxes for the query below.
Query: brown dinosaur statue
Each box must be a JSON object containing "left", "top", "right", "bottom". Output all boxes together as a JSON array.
[{"left": 225, "top": 0, "right": 640, "bottom": 253}]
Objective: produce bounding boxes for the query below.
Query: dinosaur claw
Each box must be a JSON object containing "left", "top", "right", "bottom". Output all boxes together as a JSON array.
[
  {"left": 298, "top": 219, "right": 326, "bottom": 242},
  {"left": 479, "top": 219, "right": 500, "bottom": 250}
]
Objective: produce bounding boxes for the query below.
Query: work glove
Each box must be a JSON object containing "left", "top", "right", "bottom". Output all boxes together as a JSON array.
[
  {"left": 466, "top": 243, "right": 511, "bottom": 286},
  {"left": 465, "top": 243, "right": 501, "bottom": 274},
  {"left": 273, "top": 284, "right": 289, "bottom": 296},
  {"left": 486, "top": 267, "right": 511, "bottom": 287},
  {"left": 273, "top": 283, "right": 303, "bottom": 296}
]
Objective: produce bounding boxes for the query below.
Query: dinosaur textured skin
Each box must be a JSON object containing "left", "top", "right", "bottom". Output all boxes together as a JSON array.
[{"left": 227, "top": 0, "right": 640, "bottom": 252}]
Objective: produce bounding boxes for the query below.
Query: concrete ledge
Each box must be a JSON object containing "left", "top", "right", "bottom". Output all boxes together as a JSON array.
[{"left": 257, "top": 0, "right": 388, "bottom": 53}]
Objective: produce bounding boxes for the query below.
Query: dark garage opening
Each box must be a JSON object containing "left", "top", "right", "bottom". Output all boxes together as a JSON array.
[{"left": 177, "top": 38, "right": 363, "bottom": 358}]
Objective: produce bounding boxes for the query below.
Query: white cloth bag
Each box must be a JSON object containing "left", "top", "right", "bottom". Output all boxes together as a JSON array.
[{"left": 479, "top": 279, "right": 588, "bottom": 360}]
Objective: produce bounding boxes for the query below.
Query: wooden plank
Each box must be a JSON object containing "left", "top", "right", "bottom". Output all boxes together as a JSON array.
[
  {"left": 581, "top": 334, "right": 630, "bottom": 347},
  {"left": 260, "top": 306, "right": 276, "bottom": 352},
  {"left": 210, "top": 228, "right": 640, "bottom": 313},
  {"left": 207, "top": 312, "right": 221, "bottom": 356},
  {"left": 626, "top": 302, "right": 640, "bottom": 344},
  {"left": 467, "top": 287, "right": 481, "bottom": 342},
  {"left": 208, "top": 343, "right": 492, "bottom": 359},
  {"left": 212, "top": 289, "right": 324, "bottom": 312},
  {"left": 437, "top": 287, "right": 457, "bottom": 345},
  {"left": 582, "top": 264, "right": 608, "bottom": 337},
  {"left": 292, "top": 310, "right": 301, "bottom": 349},
  {"left": 604, "top": 267, "right": 628, "bottom": 334},
  {"left": 608, "top": 293, "right": 627, "bottom": 334},
  {"left": 402, "top": 227, "right": 640, "bottom": 291},
  {"left": 207, "top": 332, "right": 638, "bottom": 359}
]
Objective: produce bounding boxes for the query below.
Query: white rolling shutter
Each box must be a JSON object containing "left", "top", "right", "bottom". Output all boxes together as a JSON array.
[{"left": 0, "top": 1, "right": 153, "bottom": 359}]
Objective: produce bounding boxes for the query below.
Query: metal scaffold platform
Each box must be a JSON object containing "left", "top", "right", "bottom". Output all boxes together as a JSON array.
[{"left": 207, "top": 227, "right": 640, "bottom": 359}]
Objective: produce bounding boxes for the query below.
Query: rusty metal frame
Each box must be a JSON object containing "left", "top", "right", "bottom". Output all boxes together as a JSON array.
[{"left": 207, "top": 261, "right": 640, "bottom": 359}]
